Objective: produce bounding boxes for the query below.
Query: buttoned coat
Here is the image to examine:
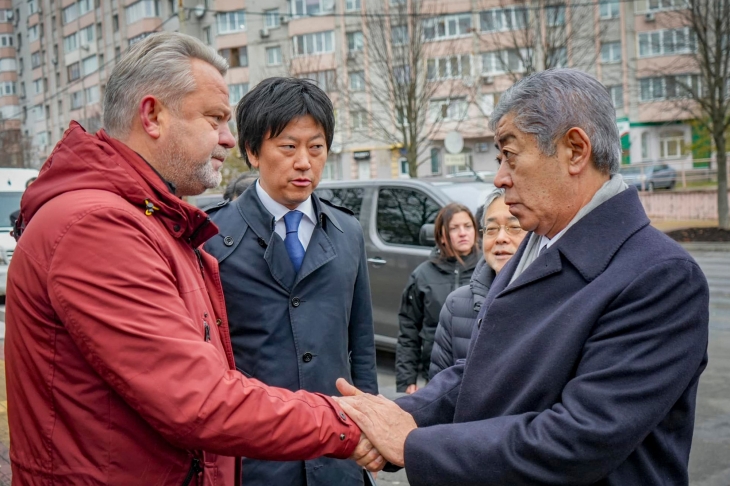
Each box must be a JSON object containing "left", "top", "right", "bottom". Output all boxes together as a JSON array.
[
  {"left": 393, "top": 188, "right": 709, "bottom": 486},
  {"left": 205, "top": 186, "right": 378, "bottom": 486}
]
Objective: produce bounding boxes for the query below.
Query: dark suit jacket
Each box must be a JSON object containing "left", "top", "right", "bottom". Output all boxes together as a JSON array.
[
  {"left": 205, "top": 186, "right": 377, "bottom": 486},
  {"left": 395, "top": 187, "right": 709, "bottom": 486}
]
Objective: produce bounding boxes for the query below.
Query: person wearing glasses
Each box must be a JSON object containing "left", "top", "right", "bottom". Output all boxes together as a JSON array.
[
  {"left": 429, "top": 188, "right": 526, "bottom": 378},
  {"left": 396, "top": 203, "right": 481, "bottom": 394}
]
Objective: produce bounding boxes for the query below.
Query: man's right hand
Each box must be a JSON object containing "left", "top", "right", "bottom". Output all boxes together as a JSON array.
[{"left": 405, "top": 384, "right": 418, "bottom": 394}]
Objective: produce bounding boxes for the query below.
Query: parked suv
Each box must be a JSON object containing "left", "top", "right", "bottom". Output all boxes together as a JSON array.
[
  {"left": 315, "top": 178, "right": 494, "bottom": 350},
  {"left": 619, "top": 163, "right": 676, "bottom": 191}
]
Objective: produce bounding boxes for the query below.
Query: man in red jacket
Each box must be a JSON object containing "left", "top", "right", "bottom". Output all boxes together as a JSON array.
[{"left": 4, "top": 32, "right": 369, "bottom": 485}]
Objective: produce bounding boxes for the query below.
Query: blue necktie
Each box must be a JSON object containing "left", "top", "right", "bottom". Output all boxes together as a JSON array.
[{"left": 283, "top": 210, "right": 305, "bottom": 273}]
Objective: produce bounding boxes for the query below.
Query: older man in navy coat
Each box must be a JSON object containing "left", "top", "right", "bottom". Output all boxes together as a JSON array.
[
  {"left": 205, "top": 78, "right": 377, "bottom": 486},
  {"left": 337, "top": 69, "right": 709, "bottom": 485}
]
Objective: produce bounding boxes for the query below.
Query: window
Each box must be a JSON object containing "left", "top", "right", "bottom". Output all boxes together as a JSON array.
[
  {"left": 480, "top": 7, "right": 527, "bottom": 32},
  {"left": 548, "top": 47, "right": 567, "bottom": 68},
  {"left": 67, "top": 62, "right": 80, "bottom": 81},
  {"left": 112, "top": 14, "right": 119, "bottom": 32},
  {"left": 347, "top": 31, "right": 363, "bottom": 51},
  {"left": 96, "top": 22, "right": 103, "bottom": 41},
  {"left": 0, "top": 81, "right": 16, "bottom": 95},
  {"left": 0, "top": 58, "right": 17, "bottom": 72},
  {"left": 641, "top": 132, "right": 649, "bottom": 159},
  {"left": 265, "top": 8, "right": 280, "bottom": 28},
  {"left": 217, "top": 9, "right": 246, "bottom": 34},
  {"left": 169, "top": 0, "right": 178, "bottom": 14},
  {"left": 80, "top": 25, "right": 94, "bottom": 46},
  {"left": 202, "top": 26, "right": 211, "bottom": 44},
  {"left": 394, "top": 65, "right": 410, "bottom": 85},
  {"left": 376, "top": 188, "right": 440, "bottom": 246},
  {"left": 429, "top": 98, "right": 468, "bottom": 122},
  {"left": 314, "top": 188, "right": 363, "bottom": 219},
  {"left": 648, "top": 0, "right": 684, "bottom": 12},
  {"left": 345, "top": 0, "right": 360, "bottom": 11},
  {"left": 545, "top": 4, "right": 565, "bottom": 27},
  {"left": 84, "top": 85, "right": 100, "bottom": 104},
  {"left": 350, "top": 110, "right": 367, "bottom": 130},
  {"left": 31, "top": 51, "right": 42, "bottom": 69},
  {"left": 31, "top": 104, "right": 44, "bottom": 121},
  {"left": 33, "top": 78, "right": 43, "bottom": 94},
  {"left": 599, "top": 0, "right": 620, "bottom": 19},
  {"left": 219, "top": 47, "right": 248, "bottom": 67},
  {"left": 70, "top": 90, "right": 83, "bottom": 109},
  {"left": 349, "top": 70, "right": 365, "bottom": 91},
  {"left": 609, "top": 85, "right": 623, "bottom": 108},
  {"left": 638, "top": 28, "right": 695, "bottom": 58},
  {"left": 424, "top": 13, "right": 472, "bottom": 40},
  {"left": 430, "top": 148, "right": 440, "bottom": 174},
  {"left": 266, "top": 46, "right": 281, "bottom": 65},
  {"left": 0, "top": 9, "right": 13, "bottom": 22},
  {"left": 600, "top": 42, "right": 621, "bottom": 63},
  {"left": 293, "top": 30, "right": 335, "bottom": 56},
  {"left": 64, "top": 32, "right": 78, "bottom": 52},
  {"left": 639, "top": 75, "right": 699, "bottom": 101},
  {"left": 0, "top": 34, "right": 12, "bottom": 47},
  {"left": 391, "top": 25, "right": 408, "bottom": 46},
  {"left": 427, "top": 54, "right": 472, "bottom": 80},
  {"left": 291, "top": 0, "right": 334, "bottom": 17},
  {"left": 228, "top": 83, "right": 248, "bottom": 105},
  {"left": 481, "top": 49, "right": 526, "bottom": 75},
  {"left": 78, "top": 0, "right": 92, "bottom": 16},
  {"left": 299, "top": 70, "right": 336, "bottom": 92},
  {"left": 28, "top": 25, "right": 39, "bottom": 42},
  {"left": 481, "top": 93, "right": 496, "bottom": 115},
  {"left": 125, "top": 0, "right": 160, "bottom": 25},
  {"left": 28, "top": 0, "right": 38, "bottom": 14},
  {"left": 659, "top": 130, "right": 685, "bottom": 158},
  {"left": 82, "top": 55, "right": 98, "bottom": 74},
  {"left": 396, "top": 107, "right": 408, "bottom": 127},
  {"left": 63, "top": 3, "right": 78, "bottom": 23},
  {"left": 35, "top": 131, "right": 49, "bottom": 147}
]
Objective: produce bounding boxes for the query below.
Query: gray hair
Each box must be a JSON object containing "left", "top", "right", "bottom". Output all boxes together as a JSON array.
[
  {"left": 103, "top": 32, "right": 228, "bottom": 138},
  {"left": 482, "top": 187, "right": 506, "bottom": 225},
  {"left": 489, "top": 68, "right": 621, "bottom": 175}
]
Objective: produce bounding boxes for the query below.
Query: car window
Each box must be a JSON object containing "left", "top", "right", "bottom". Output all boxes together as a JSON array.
[
  {"left": 315, "top": 188, "right": 364, "bottom": 220},
  {"left": 0, "top": 192, "right": 24, "bottom": 229},
  {"left": 376, "top": 187, "right": 440, "bottom": 246}
]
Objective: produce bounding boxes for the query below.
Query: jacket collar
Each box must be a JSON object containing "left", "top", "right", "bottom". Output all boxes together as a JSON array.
[{"left": 497, "top": 187, "right": 649, "bottom": 295}]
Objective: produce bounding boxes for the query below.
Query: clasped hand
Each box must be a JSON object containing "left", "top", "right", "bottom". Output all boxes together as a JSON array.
[{"left": 334, "top": 378, "right": 417, "bottom": 471}]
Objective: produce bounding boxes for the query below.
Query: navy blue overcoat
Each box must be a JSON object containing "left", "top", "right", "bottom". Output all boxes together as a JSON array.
[
  {"left": 205, "top": 186, "right": 377, "bottom": 486},
  {"left": 395, "top": 187, "right": 709, "bottom": 485}
]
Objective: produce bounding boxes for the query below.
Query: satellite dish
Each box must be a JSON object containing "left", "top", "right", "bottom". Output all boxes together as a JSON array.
[
  {"left": 444, "top": 131, "right": 464, "bottom": 154},
  {"left": 193, "top": 4, "right": 206, "bottom": 18},
  {"left": 330, "top": 141, "right": 342, "bottom": 154}
]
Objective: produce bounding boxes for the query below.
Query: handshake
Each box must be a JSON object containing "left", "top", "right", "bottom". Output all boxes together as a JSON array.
[{"left": 333, "top": 378, "right": 418, "bottom": 473}]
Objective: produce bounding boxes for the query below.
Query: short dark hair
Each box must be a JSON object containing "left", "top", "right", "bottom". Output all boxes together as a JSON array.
[
  {"left": 223, "top": 172, "right": 256, "bottom": 200},
  {"left": 235, "top": 77, "right": 335, "bottom": 168}
]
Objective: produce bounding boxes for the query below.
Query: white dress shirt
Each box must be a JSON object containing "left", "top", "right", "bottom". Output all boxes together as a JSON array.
[{"left": 256, "top": 180, "right": 316, "bottom": 250}]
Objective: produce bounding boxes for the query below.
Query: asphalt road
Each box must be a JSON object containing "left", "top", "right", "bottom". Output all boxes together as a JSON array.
[{"left": 0, "top": 248, "right": 728, "bottom": 485}]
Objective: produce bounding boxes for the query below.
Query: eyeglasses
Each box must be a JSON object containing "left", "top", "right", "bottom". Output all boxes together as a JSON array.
[{"left": 481, "top": 224, "right": 523, "bottom": 237}]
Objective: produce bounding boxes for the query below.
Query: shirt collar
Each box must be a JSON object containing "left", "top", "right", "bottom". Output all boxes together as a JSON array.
[{"left": 256, "top": 179, "right": 316, "bottom": 225}]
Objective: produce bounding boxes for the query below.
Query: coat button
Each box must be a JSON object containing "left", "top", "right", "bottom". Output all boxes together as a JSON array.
[
  {"left": 340, "top": 433, "right": 346, "bottom": 441},
  {"left": 302, "top": 352, "right": 313, "bottom": 363},
  {"left": 257, "top": 237, "right": 267, "bottom": 248},
  {"left": 339, "top": 412, "right": 347, "bottom": 421},
  {"left": 291, "top": 297, "right": 301, "bottom": 307},
  {"left": 223, "top": 236, "right": 234, "bottom": 247},
  {"left": 216, "top": 318, "right": 222, "bottom": 326}
]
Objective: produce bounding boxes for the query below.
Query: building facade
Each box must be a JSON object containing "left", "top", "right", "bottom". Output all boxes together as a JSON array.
[{"left": 1, "top": 0, "right": 707, "bottom": 177}]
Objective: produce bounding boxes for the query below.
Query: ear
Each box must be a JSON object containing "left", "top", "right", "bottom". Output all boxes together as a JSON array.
[
  {"left": 563, "top": 127, "right": 592, "bottom": 176},
  {"left": 139, "top": 95, "right": 165, "bottom": 139},
  {"left": 246, "top": 145, "right": 260, "bottom": 169}
]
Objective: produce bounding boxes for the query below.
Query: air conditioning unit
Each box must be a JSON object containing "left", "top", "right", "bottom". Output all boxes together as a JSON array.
[
  {"left": 645, "top": 12, "right": 655, "bottom": 22},
  {"left": 280, "top": 15, "right": 289, "bottom": 25},
  {"left": 482, "top": 76, "right": 494, "bottom": 85},
  {"left": 346, "top": 51, "right": 356, "bottom": 61},
  {"left": 259, "top": 28, "right": 269, "bottom": 38}
]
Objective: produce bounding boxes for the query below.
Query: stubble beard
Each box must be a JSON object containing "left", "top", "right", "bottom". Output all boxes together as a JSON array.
[{"left": 162, "top": 132, "right": 227, "bottom": 196}]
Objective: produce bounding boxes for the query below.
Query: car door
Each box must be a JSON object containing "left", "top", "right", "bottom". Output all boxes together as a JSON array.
[{"left": 366, "top": 186, "right": 442, "bottom": 348}]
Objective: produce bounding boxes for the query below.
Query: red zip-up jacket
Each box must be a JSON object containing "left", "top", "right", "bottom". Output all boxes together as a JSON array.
[{"left": 4, "top": 122, "right": 360, "bottom": 485}]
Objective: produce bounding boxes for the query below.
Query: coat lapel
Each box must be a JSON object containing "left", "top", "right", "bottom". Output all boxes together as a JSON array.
[{"left": 294, "top": 197, "right": 342, "bottom": 287}]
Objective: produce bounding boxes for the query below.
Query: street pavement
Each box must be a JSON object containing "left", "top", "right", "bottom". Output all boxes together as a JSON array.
[{"left": 0, "top": 247, "right": 728, "bottom": 485}]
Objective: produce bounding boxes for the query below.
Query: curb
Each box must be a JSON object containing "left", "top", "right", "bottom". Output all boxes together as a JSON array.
[{"left": 679, "top": 242, "right": 730, "bottom": 252}]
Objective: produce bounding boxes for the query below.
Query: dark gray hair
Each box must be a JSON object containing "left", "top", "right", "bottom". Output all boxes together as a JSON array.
[
  {"left": 489, "top": 69, "right": 621, "bottom": 175},
  {"left": 103, "top": 32, "right": 228, "bottom": 139}
]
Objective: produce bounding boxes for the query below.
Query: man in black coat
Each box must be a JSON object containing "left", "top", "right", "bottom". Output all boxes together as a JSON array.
[
  {"left": 335, "top": 69, "right": 709, "bottom": 485},
  {"left": 205, "top": 78, "right": 378, "bottom": 486}
]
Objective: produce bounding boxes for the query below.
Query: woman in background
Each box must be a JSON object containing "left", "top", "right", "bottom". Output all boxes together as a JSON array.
[{"left": 396, "top": 203, "right": 481, "bottom": 394}]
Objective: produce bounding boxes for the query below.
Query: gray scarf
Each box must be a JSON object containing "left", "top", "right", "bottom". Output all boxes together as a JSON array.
[{"left": 509, "top": 174, "right": 628, "bottom": 284}]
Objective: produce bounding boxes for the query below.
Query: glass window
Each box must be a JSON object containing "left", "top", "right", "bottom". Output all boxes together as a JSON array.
[
  {"left": 345, "top": 0, "right": 360, "bottom": 11},
  {"left": 599, "top": 0, "right": 620, "bottom": 19},
  {"left": 350, "top": 110, "right": 367, "bottom": 130},
  {"left": 84, "top": 85, "right": 100, "bottom": 104},
  {"left": 0, "top": 58, "right": 17, "bottom": 72},
  {"left": 430, "top": 148, "right": 440, "bottom": 174},
  {"left": 546, "top": 5, "right": 565, "bottom": 26},
  {"left": 376, "top": 188, "right": 441, "bottom": 246},
  {"left": 216, "top": 9, "right": 245, "bottom": 34},
  {"left": 480, "top": 7, "right": 527, "bottom": 32},
  {"left": 423, "top": 13, "right": 472, "bottom": 41},
  {"left": 638, "top": 28, "right": 696, "bottom": 58},
  {"left": 228, "top": 83, "right": 248, "bottom": 105},
  {"left": 349, "top": 70, "right": 365, "bottom": 91},
  {"left": 427, "top": 54, "right": 472, "bottom": 80},
  {"left": 82, "top": 55, "right": 98, "bottom": 75},
  {"left": 548, "top": 47, "right": 567, "bottom": 68},
  {"left": 67, "top": 62, "right": 80, "bottom": 81},
  {"left": 125, "top": 0, "right": 159, "bottom": 24},
  {"left": 291, "top": 0, "right": 334, "bottom": 17},
  {"left": 293, "top": 30, "right": 335, "bottom": 56},
  {"left": 609, "top": 85, "right": 623, "bottom": 108},
  {"left": 481, "top": 49, "right": 526, "bottom": 75},
  {"left": 265, "top": 8, "right": 280, "bottom": 28},
  {"left": 347, "top": 31, "right": 363, "bottom": 51},
  {"left": 314, "top": 188, "right": 364, "bottom": 220},
  {"left": 63, "top": 2, "right": 78, "bottom": 24},
  {"left": 70, "top": 90, "right": 83, "bottom": 109},
  {"left": 266, "top": 46, "right": 282, "bottom": 65},
  {"left": 391, "top": 25, "right": 408, "bottom": 46},
  {"left": 659, "top": 130, "right": 685, "bottom": 158},
  {"left": 601, "top": 42, "right": 621, "bottom": 63}
]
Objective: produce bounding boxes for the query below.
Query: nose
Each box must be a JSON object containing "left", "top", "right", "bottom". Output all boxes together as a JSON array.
[
  {"left": 219, "top": 122, "right": 236, "bottom": 149},
  {"left": 494, "top": 162, "right": 512, "bottom": 189},
  {"left": 293, "top": 148, "right": 312, "bottom": 172},
  {"left": 495, "top": 226, "right": 510, "bottom": 243}
]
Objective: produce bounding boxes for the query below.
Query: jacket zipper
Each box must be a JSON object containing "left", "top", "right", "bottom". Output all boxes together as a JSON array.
[
  {"left": 194, "top": 248, "right": 205, "bottom": 280},
  {"left": 454, "top": 268, "right": 460, "bottom": 291},
  {"left": 181, "top": 457, "right": 203, "bottom": 486},
  {"left": 204, "top": 321, "right": 210, "bottom": 342}
]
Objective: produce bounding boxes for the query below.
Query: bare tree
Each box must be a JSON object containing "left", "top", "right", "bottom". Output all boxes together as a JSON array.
[
  {"left": 346, "top": 0, "right": 471, "bottom": 177},
  {"left": 653, "top": 0, "right": 730, "bottom": 229},
  {"left": 0, "top": 116, "right": 35, "bottom": 168}
]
